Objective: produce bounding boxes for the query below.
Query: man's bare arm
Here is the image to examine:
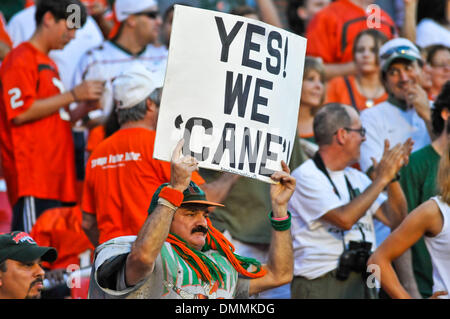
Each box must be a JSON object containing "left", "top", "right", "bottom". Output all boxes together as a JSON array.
[
  {"left": 324, "top": 61, "right": 356, "bottom": 80},
  {"left": 82, "top": 211, "right": 99, "bottom": 247},
  {"left": 401, "top": 0, "right": 417, "bottom": 42},
  {"left": 322, "top": 139, "right": 412, "bottom": 230},
  {"left": 12, "top": 80, "right": 104, "bottom": 125},
  {"left": 255, "top": 0, "right": 283, "bottom": 28},
  {"left": 249, "top": 161, "right": 295, "bottom": 295},
  {"left": 0, "top": 40, "right": 11, "bottom": 60},
  {"left": 125, "top": 139, "right": 198, "bottom": 286}
]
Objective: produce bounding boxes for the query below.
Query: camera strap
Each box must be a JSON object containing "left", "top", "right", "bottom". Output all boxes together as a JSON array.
[
  {"left": 312, "top": 151, "right": 354, "bottom": 201},
  {"left": 312, "top": 152, "right": 367, "bottom": 246}
]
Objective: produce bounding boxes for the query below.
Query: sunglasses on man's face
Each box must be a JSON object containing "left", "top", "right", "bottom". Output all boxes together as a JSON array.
[
  {"left": 380, "top": 46, "right": 417, "bottom": 60},
  {"left": 135, "top": 11, "right": 159, "bottom": 19}
]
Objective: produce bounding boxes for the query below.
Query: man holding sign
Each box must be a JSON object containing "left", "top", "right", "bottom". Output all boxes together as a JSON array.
[
  {"left": 88, "top": 139, "right": 295, "bottom": 299},
  {"left": 153, "top": 5, "right": 306, "bottom": 183},
  {"left": 197, "top": 6, "right": 307, "bottom": 299}
]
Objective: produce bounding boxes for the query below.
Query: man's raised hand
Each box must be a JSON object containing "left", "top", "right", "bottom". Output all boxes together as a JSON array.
[
  {"left": 373, "top": 138, "right": 414, "bottom": 185},
  {"left": 170, "top": 139, "right": 199, "bottom": 192},
  {"left": 270, "top": 161, "right": 296, "bottom": 214}
]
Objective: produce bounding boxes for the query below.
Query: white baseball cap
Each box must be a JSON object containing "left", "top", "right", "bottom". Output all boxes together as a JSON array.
[
  {"left": 114, "top": 0, "right": 158, "bottom": 22},
  {"left": 379, "top": 38, "right": 422, "bottom": 72},
  {"left": 113, "top": 63, "right": 164, "bottom": 110}
]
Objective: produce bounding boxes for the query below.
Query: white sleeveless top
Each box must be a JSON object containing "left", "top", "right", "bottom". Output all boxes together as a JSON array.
[{"left": 424, "top": 196, "right": 450, "bottom": 298}]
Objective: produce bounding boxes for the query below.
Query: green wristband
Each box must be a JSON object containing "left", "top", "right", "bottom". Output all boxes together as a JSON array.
[{"left": 268, "top": 211, "right": 292, "bottom": 231}]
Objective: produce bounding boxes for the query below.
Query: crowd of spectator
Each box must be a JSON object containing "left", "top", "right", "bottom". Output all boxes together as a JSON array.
[{"left": 0, "top": 0, "right": 449, "bottom": 300}]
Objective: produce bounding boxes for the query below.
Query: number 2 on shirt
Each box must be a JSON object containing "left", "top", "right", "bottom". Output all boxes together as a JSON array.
[
  {"left": 8, "top": 87, "right": 24, "bottom": 109},
  {"left": 8, "top": 79, "right": 70, "bottom": 121}
]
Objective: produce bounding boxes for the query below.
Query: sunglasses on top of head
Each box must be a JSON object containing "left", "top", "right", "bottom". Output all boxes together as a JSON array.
[
  {"left": 380, "top": 45, "right": 417, "bottom": 60},
  {"left": 135, "top": 11, "right": 159, "bottom": 19}
]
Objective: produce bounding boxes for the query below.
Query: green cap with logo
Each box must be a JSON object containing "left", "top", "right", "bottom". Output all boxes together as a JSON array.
[
  {"left": 148, "top": 181, "right": 224, "bottom": 214},
  {"left": 0, "top": 231, "right": 57, "bottom": 264}
]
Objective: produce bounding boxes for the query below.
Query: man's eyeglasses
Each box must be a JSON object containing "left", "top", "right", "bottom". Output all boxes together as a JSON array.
[
  {"left": 380, "top": 45, "right": 416, "bottom": 60},
  {"left": 135, "top": 11, "right": 159, "bottom": 19},
  {"left": 343, "top": 127, "right": 366, "bottom": 137},
  {"left": 335, "top": 127, "right": 366, "bottom": 137}
]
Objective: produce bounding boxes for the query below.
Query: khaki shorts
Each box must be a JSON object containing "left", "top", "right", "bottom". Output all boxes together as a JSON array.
[{"left": 291, "top": 269, "right": 378, "bottom": 299}]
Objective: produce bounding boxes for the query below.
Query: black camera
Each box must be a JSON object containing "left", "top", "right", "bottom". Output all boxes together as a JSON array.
[{"left": 336, "top": 240, "right": 372, "bottom": 281}]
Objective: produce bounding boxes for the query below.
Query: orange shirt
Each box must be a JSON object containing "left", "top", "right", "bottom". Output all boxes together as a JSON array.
[
  {"left": 82, "top": 128, "right": 206, "bottom": 244},
  {"left": 0, "top": 42, "right": 77, "bottom": 206},
  {"left": 306, "top": 0, "right": 397, "bottom": 64},
  {"left": 325, "top": 75, "right": 388, "bottom": 111},
  {"left": 30, "top": 205, "right": 94, "bottom": 270}
]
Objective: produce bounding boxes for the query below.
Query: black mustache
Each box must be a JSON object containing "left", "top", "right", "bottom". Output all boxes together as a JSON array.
[
  {"left": 31, "top": 278, "right": 43, "bottom": 285},
  {"left": 30, "top": 278, "right": 44, "bottom": 289},
  {"left": 191, "top": 225, "right": 208, "bottom": 234}
]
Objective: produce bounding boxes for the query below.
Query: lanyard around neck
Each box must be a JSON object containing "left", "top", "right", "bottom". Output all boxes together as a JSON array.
[
  {"left": 312, "top": 152, "right": 366, "bottom": 244},
  {"left": 312, "top": 152, "right": 356, "bottom": 200}
]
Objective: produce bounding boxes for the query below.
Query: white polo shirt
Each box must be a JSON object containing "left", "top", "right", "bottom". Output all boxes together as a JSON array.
[{"left": 359, "top": 99, "right": 431, "bottom": 173}]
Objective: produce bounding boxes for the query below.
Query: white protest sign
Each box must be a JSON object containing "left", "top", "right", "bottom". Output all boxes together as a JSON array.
[{"left": 154, "top": 5, "right": 306, "bottom": 183}]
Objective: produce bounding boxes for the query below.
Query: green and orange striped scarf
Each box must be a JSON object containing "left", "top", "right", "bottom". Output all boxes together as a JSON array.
[{"left": 166, "top": 218, "right": 267, "bottom": 286}]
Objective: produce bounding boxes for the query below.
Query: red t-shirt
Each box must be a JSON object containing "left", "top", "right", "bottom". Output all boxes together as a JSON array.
[
  {"left": 0, "top": 42, "right": 77, "bottom": 206},
  {"left": 82, "top": 128, "right": 205, "bottom": 244},
  {"left": 30, "top": 205, "right": 94, "bottom": 270},
  {"left": 306, "top": 0, "right": 397, "bottom": 64}
]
